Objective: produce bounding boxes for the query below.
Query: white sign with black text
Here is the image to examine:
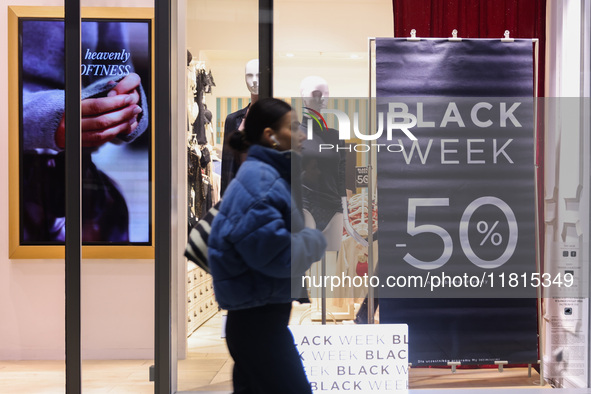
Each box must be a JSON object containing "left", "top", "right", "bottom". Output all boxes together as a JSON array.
[{"left": 289, "top": 324, "right": 409, "bottom": 392}]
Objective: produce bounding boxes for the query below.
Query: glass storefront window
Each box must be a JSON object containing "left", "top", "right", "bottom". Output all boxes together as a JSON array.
[
  {"left": 179, "top": 0, "right": 258, "bottom": 391},
  {"left": 176, "top": 1, "right": 394, "bottom": 392},
  {"left": 3, "top": 0, "right": 591, "bottom": 392},
  {"left": 274, "top": 0, "right": 392, "bottom": 325}
]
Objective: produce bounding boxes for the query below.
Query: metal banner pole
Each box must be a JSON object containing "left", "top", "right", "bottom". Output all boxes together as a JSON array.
[
  {"left": 367, "top": 38, "right": 375, "bottom": 324},
  {"left": 532, "top": 38, "right": 544, "bottom": 387},
  {"left": 321, "top": 254, "right": 327, "bottom": 325}
]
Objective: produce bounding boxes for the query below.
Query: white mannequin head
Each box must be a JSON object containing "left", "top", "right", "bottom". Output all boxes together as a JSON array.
[
  {"left": 300, "top": 76, "right": 329, "bottom": 112},
  {"left": 245, "top": 59, "right": 259, "bottom": 95}
]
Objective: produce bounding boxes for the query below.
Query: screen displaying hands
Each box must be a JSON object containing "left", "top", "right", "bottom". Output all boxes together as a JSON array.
[{"left": 55, "top": 73, "right": 142, "bottom": 148}]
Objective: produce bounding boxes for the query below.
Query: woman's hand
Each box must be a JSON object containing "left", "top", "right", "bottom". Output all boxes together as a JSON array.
[{"left": 55, "top": 73, "right": 142, "bottom": 148}]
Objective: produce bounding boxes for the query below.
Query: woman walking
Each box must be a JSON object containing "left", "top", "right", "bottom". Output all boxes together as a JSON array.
[{"left": 208, "top": 98, "right": 326, "bottom": 393}]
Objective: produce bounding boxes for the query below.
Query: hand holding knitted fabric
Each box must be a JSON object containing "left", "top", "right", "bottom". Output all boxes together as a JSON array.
[{"left": 54, "top": 73, "right": 142, "bottom": 148}]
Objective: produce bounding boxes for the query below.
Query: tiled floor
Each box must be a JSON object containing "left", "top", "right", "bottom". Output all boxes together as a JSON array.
[
  {"left": 178, "top": 311, "right": 232, "bottom": 392},
  {"left": 178, "top": 304, "right": 549, "bottom": 392},
  {"left": 0, "top": 359, "right": 154, "bottom": 393},
  {"left": 0, "top": 303, "right": 550, "bottom": 393}
]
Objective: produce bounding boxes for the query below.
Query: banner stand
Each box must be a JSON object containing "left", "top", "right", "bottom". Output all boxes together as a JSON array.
[
  {"left": 321, "top": 254, "right": 327, "bottom": 324},
  {"left": 367, "top": 37, "right": 376, "bottom": 324},
  {"left": 298, "top": 256, "right": 337, "bottom": 325},
  {"left": 532, "top": 37, "right": 544, "bottom": 388},
  {"left": 366, "top": 35, "right": 542, "bottom": 384}
]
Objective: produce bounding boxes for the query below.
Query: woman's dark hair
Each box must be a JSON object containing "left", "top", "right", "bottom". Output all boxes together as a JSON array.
[{"left": 229, "top": 98, "right": 291, "bottom": 151}]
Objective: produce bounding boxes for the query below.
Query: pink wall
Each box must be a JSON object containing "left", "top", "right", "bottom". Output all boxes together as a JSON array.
[{"left": 0, "top": 0, "right": 157, "bottom": 360}]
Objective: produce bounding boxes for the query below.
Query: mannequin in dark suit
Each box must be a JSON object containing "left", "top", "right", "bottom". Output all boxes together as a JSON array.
[
  {"left": 300, "top": 76, "right": 348, "bottom": 251},
  {"left": 220, "top": 59, "right": 259, "bottom": 195}
]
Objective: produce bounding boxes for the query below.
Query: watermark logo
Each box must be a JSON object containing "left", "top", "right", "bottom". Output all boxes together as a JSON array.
[
  {"left": 303, "top": 102, "right": 523, "bottom": 143},
  {"left": 303, "top": 107, "right": 328, "bottom": 132},
  {"left": 303, "top": 104, "right": 419, "bottom": 142},
  {"left": 302, "top": 101, "right": 523, "bottom": 156}
]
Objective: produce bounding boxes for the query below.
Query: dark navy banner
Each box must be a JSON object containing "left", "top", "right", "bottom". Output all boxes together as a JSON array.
[{"left": 375, "top": 39, "right": 538, "bottom": 365}]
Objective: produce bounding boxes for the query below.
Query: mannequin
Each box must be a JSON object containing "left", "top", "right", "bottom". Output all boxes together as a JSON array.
[
  {"left": 300, "top": 76, "right": 348, "bottom": 251},
  {"left": 244, "top": 58, "right": 260, "bottom": 97},
  {"left": 220, "top": 59, "right": 259, "bottom": 195}
]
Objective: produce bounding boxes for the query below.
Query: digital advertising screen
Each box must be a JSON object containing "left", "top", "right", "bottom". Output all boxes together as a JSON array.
[{"left": 8, "top": 7, "right": 154, "bottom": 258}]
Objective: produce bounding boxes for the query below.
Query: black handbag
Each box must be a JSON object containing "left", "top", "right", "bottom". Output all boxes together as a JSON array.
[{"left": 185, "top": 201, "right": 220, "bottom": 273}]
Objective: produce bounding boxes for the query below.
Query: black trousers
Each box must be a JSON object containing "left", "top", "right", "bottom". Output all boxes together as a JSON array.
[{"left": 225, "top": 303, "right": 312, "bottom": 394}]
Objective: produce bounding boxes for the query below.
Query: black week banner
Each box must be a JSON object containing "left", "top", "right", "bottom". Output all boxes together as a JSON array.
[{"left": 375, "top": 38, "right": 538, "bottom": 366}]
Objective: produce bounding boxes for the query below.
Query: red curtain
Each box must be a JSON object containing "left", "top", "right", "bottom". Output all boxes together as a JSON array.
[{"left": 392, "top": 0, "right": 546, "bottom": 97}]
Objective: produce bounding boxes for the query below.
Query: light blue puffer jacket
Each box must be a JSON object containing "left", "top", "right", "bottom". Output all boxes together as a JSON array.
[{"left": 208, "top": 145, "right": 327, "bottom": 310}]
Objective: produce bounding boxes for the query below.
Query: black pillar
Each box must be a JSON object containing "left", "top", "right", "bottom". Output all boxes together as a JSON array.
[
  {"left": 259, "top": 0, "right": 273, "bottom": 99},
  {"left": 154, "top": 0, "right": 173, "bottom": 392},
  {"left": 64, "top": 0, "right": 82, "bottom": 392}
]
